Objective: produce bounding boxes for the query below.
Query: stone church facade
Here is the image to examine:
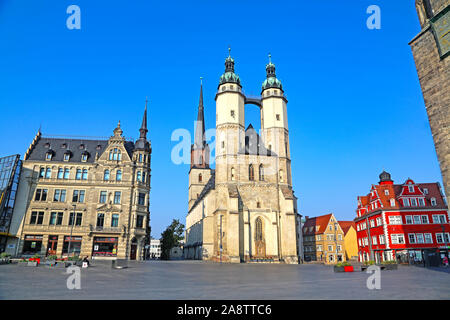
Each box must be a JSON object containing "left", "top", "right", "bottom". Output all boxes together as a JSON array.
[
  {"left": 184, "top": 52, "right": 299, "bottom": 264},
  {"left": 410, "top": 0, "right": 450, "bottom": 196},
  {"left": 13, "top": 105, "right": 151, "bottom": 260}
]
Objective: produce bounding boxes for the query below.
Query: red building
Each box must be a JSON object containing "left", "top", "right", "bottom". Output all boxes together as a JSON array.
[{"left": 355, "top": 171, "right": 449, "bottom": 264}]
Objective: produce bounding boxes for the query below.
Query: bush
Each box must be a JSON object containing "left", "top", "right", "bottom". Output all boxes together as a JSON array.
[
  {"left": 32, "top": 254, "right": 41, "bottom": 259},
  {"left": 335, "top": 261, "right": 351, "bottom": 267},
  {"left": 364, "top": 260, "right": 375, "bottom": 265},
  {"left": 68, "top": 255, "right": 80, "bottom": 261},
  {"left": 0, "top": 252, "right": 11, "bottom": 258},
  {"left": 47, "top": 255, "right": 58, "bottom": 260}
]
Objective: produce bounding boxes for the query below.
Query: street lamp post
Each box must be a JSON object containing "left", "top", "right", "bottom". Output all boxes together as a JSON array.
[{"left": 68, "top": 204, "right": 76, "bottom": 258}]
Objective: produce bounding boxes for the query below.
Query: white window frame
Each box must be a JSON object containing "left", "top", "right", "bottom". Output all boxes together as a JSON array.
[
  {"left": 408, "top": 233, "right": 416, "bottom": 244},
  {"left": 421, "top": 215, "right": 429, "bottom": 224},
  {"left": 424, "top": 233, "right": 433, "bottom": 244},
  {"left": 413, "top": 215, "right": 421, "bottom": 224},
  {"left": 405, "top": 215, "right": 413, "bottom": 224}
]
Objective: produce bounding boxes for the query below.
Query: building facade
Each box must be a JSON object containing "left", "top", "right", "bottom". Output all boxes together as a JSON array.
[
  {"left": 13, "top": 106, "right": 151, "bottom": 260},
  {"left": 0, "top": 154, "right": 22, "bottom": 253},
  {"left": 355, "top": 171, "right": 449, "bottom": 264},
  {"left": 149, "top": 239, "right": 161, "bottom": 259},
  {"left": 338, "top": 221, "right": 358, "bottom": 261},
  {"left": 302, "top": 213, "right": 346, "bottom": 264},
  {"left": 184, "top": 52, "right": 299, "bottom": 264},
  {"left": 410, "top": 0, "right": 450, "bottom": 197}
]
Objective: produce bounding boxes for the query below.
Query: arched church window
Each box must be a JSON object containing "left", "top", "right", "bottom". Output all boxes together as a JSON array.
[
  {"left": 199, "top": 174, "right": 202, "bottom": 183},
  {"left": 255, "top": 218, "right": 263, "bottom": 241},
  {"left": 249, "top": 164, "right": 254, "bottom": 181},
  {"left": 259, "top": 164, "right": 264, "bottom": 181}
]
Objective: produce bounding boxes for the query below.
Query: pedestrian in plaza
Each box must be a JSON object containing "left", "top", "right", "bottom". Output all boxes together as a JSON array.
[
  {"left": 82, "top": 256, "right": 90, "bottom": 267},
  {"left": 443, "top": 256, "right": 449, "bottom": 268}
]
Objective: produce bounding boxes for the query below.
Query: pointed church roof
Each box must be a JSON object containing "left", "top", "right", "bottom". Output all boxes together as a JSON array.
[
  {"left": 193, "top": 82, "right": 206, "bottom": 149},
  {"left": 134, "top": 99, "right": 150, "bottom": 151}
]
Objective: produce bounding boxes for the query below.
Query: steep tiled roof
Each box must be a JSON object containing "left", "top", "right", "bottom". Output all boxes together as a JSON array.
[
  {"left": 338, "top": 221, "right": 355, "bottom": 235},
  {"left": 302, "top": 213, "right": 333, "bottom": 235}
]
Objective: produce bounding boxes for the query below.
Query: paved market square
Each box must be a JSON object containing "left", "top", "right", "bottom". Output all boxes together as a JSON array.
[{"left": 0, "top": 261, "right": 449, "bottom": 300}]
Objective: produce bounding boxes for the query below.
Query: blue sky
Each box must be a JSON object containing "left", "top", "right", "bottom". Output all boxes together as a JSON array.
[{"left": 0, "top": 1, "right": 443, "bottom": 237}]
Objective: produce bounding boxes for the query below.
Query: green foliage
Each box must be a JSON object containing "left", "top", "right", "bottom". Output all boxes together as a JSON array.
[
  {"left": 32, "top": 254, "right": 41, "bottom": 259},
  {"left": 364, "top": 260, "right": 375, "bottom": 265},
  {"left": 68, "top": 255, "right": 80, "bottom": 261},
  {"left": 335, "top": 261, "right": 351, "bottom": 267},
  {"left": 0, "top": 252, "right": 11, "bottom": 258},
  {"left": 381, "top": 260, "right": 397, "bottom": 265},
  {"left": 160, "top": 219, "right": 185, "bottom": 260},
  {"left": 47, "top": 255, "right": 57, "bottom": 260}
]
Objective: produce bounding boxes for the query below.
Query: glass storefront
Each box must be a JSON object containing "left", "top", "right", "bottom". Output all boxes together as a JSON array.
[
  {"left": 23, "top": 235, "right": 43, "bottom": 254},
  {"left": 62, "top": 236, "right": 82, "bottom": 255},
  {"left": 92, "top": 237, "right": 118, "bottom": 257}
]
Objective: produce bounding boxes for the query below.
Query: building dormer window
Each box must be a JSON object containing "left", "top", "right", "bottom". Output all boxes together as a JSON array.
[
  {"left": 430, "top": 197, "right": 437, "bottom": 206},
  {"left": 46, "top": 152, "right": 53, "bottom": 161},
  {"left": 79, "top": 144, "right": 85, "bottom": 150},
  {"left": 408, "top": 185, "right": 414, "bottom": 193},
  {"left": 64, "top": 153, "right": 70, "bottom": 161},
  {"left": 423, "top": 188, "right": 429, "bottom": 195},
  {"left": 81, "top": 154, "right": 88, "bottom": 162}
]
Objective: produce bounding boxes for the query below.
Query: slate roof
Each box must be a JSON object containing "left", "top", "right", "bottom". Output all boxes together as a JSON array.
[
  {"left": 25, "top": 136, "right": 135, "bottom": 163},
  {"left": 238, "top": 124, "right": 277, "bottom": 156}
]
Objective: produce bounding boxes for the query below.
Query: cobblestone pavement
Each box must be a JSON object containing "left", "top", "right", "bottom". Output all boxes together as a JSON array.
[{"left": 0, "top": 261, "right": 449, "bottom": 300}]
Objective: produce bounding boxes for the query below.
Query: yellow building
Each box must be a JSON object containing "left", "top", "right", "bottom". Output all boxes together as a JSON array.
[
  {"left": 338, "top": 221, "right": 358, "bottom": 261},
  {"left": 303, "top": 213, "right": 346, "bottom": 264}
]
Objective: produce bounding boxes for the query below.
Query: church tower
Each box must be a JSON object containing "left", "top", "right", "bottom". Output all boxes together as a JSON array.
[
  {"left": 188, "top": 82, "right": 212, "bottom": 211},
  {"left": 215, "top": 49, "right": 246, "bottom": 185},
  {"left": 261, "top": 55, "right": 292, "bottom": 186}
]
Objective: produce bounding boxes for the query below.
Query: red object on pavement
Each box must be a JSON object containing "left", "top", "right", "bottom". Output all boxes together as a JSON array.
[{"left": 344, "top": 266, "right": 354, "bottom": 272}]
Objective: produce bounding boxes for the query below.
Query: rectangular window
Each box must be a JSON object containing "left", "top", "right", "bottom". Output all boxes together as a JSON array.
[
  {"left": 57, "top": 168, "right": 64, "bottom": 179},
  {"left": 69, "top": 212, "right": 82, "bottom": 226},
  {"left": 111, "top": 214, "right": 119, "bottom": 227},
  {"left": 372, "top": 236, "right": 377, "bottom": 245},
  {"left": 421, "top": 215, "right": 429, "bottom": 224},
  {"left": 72, "top": 190, "right": 85, "bottom": 203},
  {"left": 57, "top": 212, "right": 63, "bottom": 225},
  {"left": 424, "top": 233, "right": 433, "bottom": 244},
  {"left": 413, "top": 216, "right": 421, "bottom": 224},
  {"left": 30, "top": 211, "right": 37, "bottom": 224},
  {"left": 96, "top": 213, "right": 104, "bottom": 228},
  {"left": 53, "top": 189, "right": 66, "bottom": 202},
  {"left": 418, "top": 198, "right": 425, "bottom": 206},
  {"left": 388, "top": 216, "right": 402, "bottom": 225},
  {"left": 439, "top": 215, "right": 447, "bottom": 224},
  {"left": 99, "top": 191, "right": 107, "bottom": 203},
  {"left": 138, "top": 193, "right": 146, "bottom": 206},
  {"left": 391, "top": 234, "right": 405, "bottom": 244},
  {"left": 328, "top": 245, "right": 333, "bottom": 251},
  {"left": 64, "top": 168, "right": 70, "bottom": 179},
  {"left": 390, "top": 199, "right": 395, "bottom": 206},
  {"left": 408, "top": 186, "right": 414, "bottom": 193},
  {"left": 45, "top": 168, "right": 51, "bottom": 179},
  {"left": 49, "top": 212, "right": 57, "bottom": 225},
  {"left": 408, "top": 234, "right": 416, "bottom": 244},
  {"left": 416, "top": 233, "right": 424, "bottom": 244},
  {"left": 34, "top": 189, "right": 48, "bottom": 201},
  {"left": 432, "top": 215, "right": 440, "bottom": 223},
  {"left": 379, "top": 235, "right": 385, "bottom": 245},
  {"left": 114, "top": 191, "right": 121, "bottom": 204},
  {"left": 403, "top": 198, "right": 409, "bottom": 207},
  {"left": 410, "top": 198, "right": 417, "bottom": 206},
  {"left": 76, "top": 169, "right": 82, "bottom": 180},
  {"left": 376, "top": 217, "right": 382, "bottom": 226},
  {"left": 405, "top": 216, "right": 413, "bottom": 224},
  {"left": 136, "top": 215, "right": 144, "bottom": 228},
  {"left": 370, "top": 220, "right": 375, "bottom": 228},
  {"left": 436, "top": 233, "right": 444, "bottom": 243}
]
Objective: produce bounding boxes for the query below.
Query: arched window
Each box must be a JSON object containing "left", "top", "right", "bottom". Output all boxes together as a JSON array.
[
  {"left": 57, "top": 168, "right": 63, "bottom": 179},
  {"left": 104, "top": 170, "right": 110, "bottom": 181},
  {"left": 116, "top": 170, "right": 122, "bottom": 181},
  {"left": 82, "top": 169, "right": 88, "bottom": 180},
  {"left": 231, "top": 167, "right": 235, "bottom": 181},
  {"left": 198, "top": 173, "right": 202, "bottom": 183},
  {"left": 255, "top": 218, "right": 263, "bottom": 241},
  {"left": 249, "top": 164, "right": 254, "bottom": 181},
  {"left": 137, "top": 171, "right": 142, "bottom": 182},
  {"left": 259, "top": 164, "right": 264, "bottom": 181}
]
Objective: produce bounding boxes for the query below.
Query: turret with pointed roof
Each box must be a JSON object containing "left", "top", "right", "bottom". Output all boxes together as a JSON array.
[{"left": 134, "top": 99, "right": 151, "bottom": 152}]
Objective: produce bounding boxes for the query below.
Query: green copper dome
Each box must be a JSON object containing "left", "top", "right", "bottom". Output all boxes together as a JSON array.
[
  {"left": 261, "top": 55, "right": 283, "bottom": 92},
  {"left": 219, "top": 48, "right": 241, "bottom": 87}
]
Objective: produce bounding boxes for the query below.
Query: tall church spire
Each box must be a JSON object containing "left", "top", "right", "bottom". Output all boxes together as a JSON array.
[
  {"left": 194, "top": 80, "right": 206, "bottom": 149},
  {"left": 191, "top": 79, "right": 210, "bottom": 168}
]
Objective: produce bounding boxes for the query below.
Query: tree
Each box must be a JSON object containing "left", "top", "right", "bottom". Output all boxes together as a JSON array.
[{"left": 160, "top": 219, "right": 185, "bottom": 260}]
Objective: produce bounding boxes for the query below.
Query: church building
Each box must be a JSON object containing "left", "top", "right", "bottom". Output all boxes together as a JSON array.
[{"left": 184, "top": 51, "right": 299, "bottom": 264}]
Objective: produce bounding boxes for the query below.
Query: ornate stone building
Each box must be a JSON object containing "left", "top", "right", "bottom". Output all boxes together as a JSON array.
[
  {"left": 410, "top": 0, "right": 450, "bottom": 196},
  {"left": 13, "top": 105, "right": 151, "bottom": 260},
  {"left": 184, "top": 52, "right": 299, "bottom": 264}
]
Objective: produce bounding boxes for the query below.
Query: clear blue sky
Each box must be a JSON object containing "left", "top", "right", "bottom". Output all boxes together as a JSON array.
[{"left": 0, "top": 1, "right": 443, "bottom": 237}]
